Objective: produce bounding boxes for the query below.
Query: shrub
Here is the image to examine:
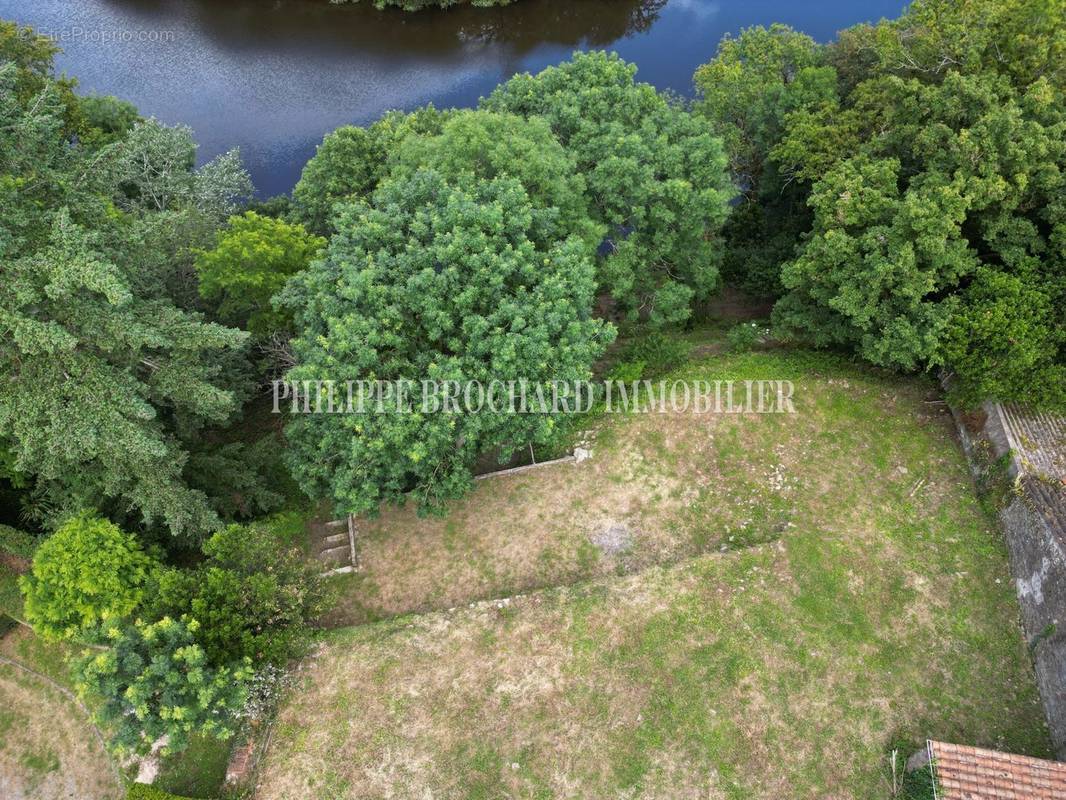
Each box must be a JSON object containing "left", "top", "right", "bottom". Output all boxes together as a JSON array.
[
  {"left": 144, "top": 521, "right": 332, "bottom": 667},
  {"left": 617, "top": 332, "right": 691, "bottom": 379},
  {"left": 19, "top": 512, "right": 158, "bottom": 641},
  {"left": 76, "top": 615, "right": 252, "bottom": 756},
  {"left": 726, "top": 321, "right": 771, "bottom": 353},
  {"left": 606, "top": 360, "right": 646, "bottom": 384},
  {"left": 941, "top": 269, "right": 1066, "bottom": 410},
  {"left": 900, "top": 763, "right": 938, "bottom": 800}
]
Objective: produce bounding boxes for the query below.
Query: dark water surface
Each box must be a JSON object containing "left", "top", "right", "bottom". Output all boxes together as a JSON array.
[{"left": 1, "top": 0, "right": 905, "bottom": 195}]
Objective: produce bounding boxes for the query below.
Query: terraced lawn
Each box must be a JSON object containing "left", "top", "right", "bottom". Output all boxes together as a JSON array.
[
  {"left": 326, "top": 348, "right": 880, "bottom": 625},
  {"left": 259, "top": 348, "right": 1051, "bottom": 799}
]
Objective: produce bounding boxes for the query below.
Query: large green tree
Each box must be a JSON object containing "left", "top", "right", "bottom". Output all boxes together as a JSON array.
[
  {"left": 391, "top": 109, "right": 596, "bottom": 245},
  {"left": 195, "top": 211, "right": 325, "bottom": 337},
  {"left": 694, "top": 25, "right": 834, "bottom": 297},
  {"left": 0, "top": 21, "right": 81, "bottom": 136},
  {"left": 0, "top": 30, "right": 255, "bottom": 535},
  {"left": 280, "top": 169, "right": 613, "bottom": 516},
  {"left": 770, "top": 32, "right": 1066, "bottom": 406},
  {"left": 828, "top": 0, "right": 1065, "bottom": 94},
  {"left": 293, "top": 106, "right": 451, "bottom": 235},
  {"left": 484, "top": 51, "right": 733, "bottom": 326},
  {"left": 693, "top": 0, "right": 1066, "bottom": 408},
  {"left": 695, "top": 24, "right": 828, "bottom": 200}
]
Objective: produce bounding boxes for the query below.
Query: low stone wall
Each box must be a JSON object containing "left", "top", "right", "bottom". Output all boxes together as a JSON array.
[
  {"left": 951, "top": 402, "right": 1066, "bottom": 758},
  {"left": 474, "top": 447, "right": 589, "bottom": 480}
]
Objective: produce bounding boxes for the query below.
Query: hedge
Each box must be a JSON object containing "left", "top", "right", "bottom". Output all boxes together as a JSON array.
[
  {"left": 0, "top": 524, "right": 38, "bottom": 561},
  {"left": 126, "top": 784, "right": 204, "bottom": 800}
]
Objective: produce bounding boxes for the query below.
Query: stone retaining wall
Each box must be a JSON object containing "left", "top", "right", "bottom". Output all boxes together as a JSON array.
[{"left": 952, "top": 402, "right": 1066, "bottom": 758}]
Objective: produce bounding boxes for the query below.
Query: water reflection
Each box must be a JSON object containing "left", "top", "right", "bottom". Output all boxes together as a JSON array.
[
  {"left": 9, "top": 0, "right": 674, "bottom": 192},
  {"left": 99, "top": 0, "right": 670, "bottom": 59},
  {"left": 449, "top": 0, "right": 670, "bottom": 50},
  {"left": 0, "top": 0, "right": 903, "bottom": 194}
]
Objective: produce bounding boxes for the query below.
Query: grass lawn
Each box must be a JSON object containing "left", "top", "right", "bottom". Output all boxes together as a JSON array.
[
  {"left": 1, "top": 563, "right": 124, "bottom": 800},
  {"left": 259, "top": 346, "right": 1050, "bottom": 799},
  {"left": 324, "top": 343, "right": 829, "bottom": 625},
  {"left": 154, "top": 734, "right": 232, "bottom": 798},
  {"left": 0, "top": 626, "right": 122, "bottom": 800}
]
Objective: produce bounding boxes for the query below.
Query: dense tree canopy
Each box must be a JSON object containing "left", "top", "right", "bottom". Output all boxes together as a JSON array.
[
  {"left": 695, "top": 24, "right": 828, "bottom": 200},
  {"left": 695, "top": 0, "right": 1066, "bottom": 408},
  {"left": 293, "top": 106, "right": 451, "bottom": 235},
  {"left": 296, "top": 54, "right": 733, "bottom": 327},
  {"left": 0, "top": 21, "right": 82, "bottom": 136},
  {"left": 0, "top": 29, "right": 257, "bottom": 535},
  {"left": 695, "top": 24, "right": 833, "bottom": 297},
  {"left": 145, "top": 521, "right": 332, "bottom": 666},
  {"left": 828, "top": 0, "right": 1065, "bottom": 94},
  {"left": 281, "top": 169, "right": 613, "bottom": 516},
  {"left": 483, "top": 51, "right": 734, "bottom": 326},
  {"left": 3, "top": 0, "right": 1065, "bottom": 767},
  {"left": 773, "top": 71, "right": 1065, "bottom": 380},
  {"left": 774, "top": 1, "right": 1065, "bottom": 407},
  {"left": 391, "top": 110, "right": 596, "bottom": 244}
]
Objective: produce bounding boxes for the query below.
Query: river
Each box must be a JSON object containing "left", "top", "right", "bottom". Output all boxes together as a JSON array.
[{"left": 0, "top": 0, "right": 905, "bottom": 196}]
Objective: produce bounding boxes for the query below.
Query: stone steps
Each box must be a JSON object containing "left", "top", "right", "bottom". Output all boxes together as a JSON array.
[
  {"left": 307, "top": 514, "right": 359, "bottom": 572},
  {"left": 318, "top": 544, "right": 351, "bottom": 564},
  {"left": 317, "top": 535, "right": 347, "bottom": 550}
]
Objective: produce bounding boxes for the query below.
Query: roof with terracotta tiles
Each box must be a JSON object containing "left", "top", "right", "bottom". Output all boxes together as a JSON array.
[{"left": 927, "top": 740, "right": 1066, "bottom": 799}]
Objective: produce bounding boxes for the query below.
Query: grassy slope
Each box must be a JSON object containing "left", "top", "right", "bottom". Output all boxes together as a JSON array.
[
  {"left": 260, "top": 348, "right": 1050, "bottom": 799},
  {"left": 0, "top": 626, "right": 122, "bottom": 800}
]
